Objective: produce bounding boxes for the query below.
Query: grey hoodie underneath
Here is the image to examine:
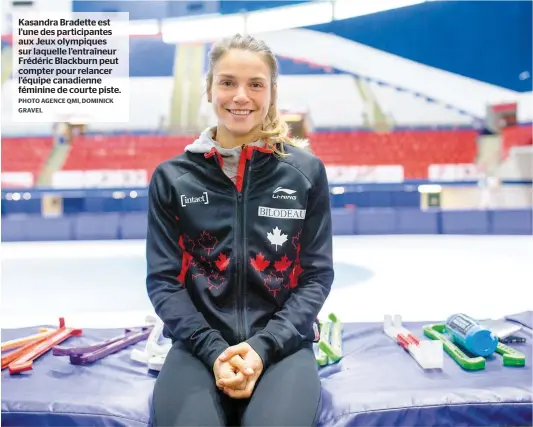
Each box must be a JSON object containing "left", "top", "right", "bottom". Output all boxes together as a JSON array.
[{"left": 185, "top": 127, "right": 266, "bottom": 184}]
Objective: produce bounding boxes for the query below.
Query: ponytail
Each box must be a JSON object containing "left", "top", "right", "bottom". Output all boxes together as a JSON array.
[{"left": 259, "top": 102, "right": 309, "bottom": 156}]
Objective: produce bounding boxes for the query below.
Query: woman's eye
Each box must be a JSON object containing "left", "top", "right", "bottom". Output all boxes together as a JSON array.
[{"left": 252, "top": 83, "right": 263, "bottom": 88}]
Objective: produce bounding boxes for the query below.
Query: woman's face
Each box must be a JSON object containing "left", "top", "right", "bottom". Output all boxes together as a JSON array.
[{"left": 210, "top": 49, "right": 273, "bottom": 137}]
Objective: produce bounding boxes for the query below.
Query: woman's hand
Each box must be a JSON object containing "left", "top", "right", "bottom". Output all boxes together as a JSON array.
[
  {"left": 213, "top": 354, "right": 253, "bottom": 391},
  {"left": 217, "top": 343, "right": 264, "bottom": 399}
]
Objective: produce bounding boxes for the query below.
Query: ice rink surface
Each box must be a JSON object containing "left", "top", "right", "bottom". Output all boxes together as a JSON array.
[{"left": 1, "top": 235, "right": 532, "bottom": 329}]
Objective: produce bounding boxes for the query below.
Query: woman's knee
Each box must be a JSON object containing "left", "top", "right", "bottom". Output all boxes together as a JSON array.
[
  {"left": 150, "top": 345, "right": 226, "bottom": 426},
  {"left": 242, "top": 345, "right": 322, "bottom": 426}
]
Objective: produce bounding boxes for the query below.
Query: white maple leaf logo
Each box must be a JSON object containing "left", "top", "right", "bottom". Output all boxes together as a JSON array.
[{"left": 267, "top": 226, "right": 288, "bottom": 251}]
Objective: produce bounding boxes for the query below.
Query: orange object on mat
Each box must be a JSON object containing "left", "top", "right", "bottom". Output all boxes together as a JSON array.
[
  {"left": 1, "top": 318, "right": 82, "bottom": 374},
  {"left": 1, "top": 328, "right": 53, "bottom": 352}
]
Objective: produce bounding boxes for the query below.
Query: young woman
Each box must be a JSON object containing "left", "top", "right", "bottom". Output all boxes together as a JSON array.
[{"left": 146, "top": 33, "right": 334, "bottom": 426}]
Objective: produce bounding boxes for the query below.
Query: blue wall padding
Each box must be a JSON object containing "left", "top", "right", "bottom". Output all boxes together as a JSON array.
[
  {"left": 441, "top": 210, "right": 490, "bottom": 235},
  {"left": 395, "top": 208, "right": 439, "bottom": 234},
  {"left": 489, "top": 209, "right": 533, "bottom": 235},
  {"left": 1, "top": 215, "right": 30, "bottom": 242},
  {"left": 354, "top": 208, "right": 397, "bottom": 234},
  {"left": 331, "top": 208, "right": 356, "bottom": 235},
  {"left": 119, "top": 212, "right": 148, "bottom": 239},
  {"left": 74, "top": 213, "right": 121, "bottom": 240},
  {"left": 29, "top": 216, "right": 73, "bottom": 241},
  {"left": 9, "top": 215, "right": 73, "bottom": 241}
]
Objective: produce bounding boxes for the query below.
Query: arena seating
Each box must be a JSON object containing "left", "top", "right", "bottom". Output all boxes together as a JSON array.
[
  {"left": 0, "top": 129, "right": 480, "bottom": 182},
  {"left": 61, "top": 134, "right": 196, "bottom": 176},
  {"left": 1, "top": 136, "right": 54, "bottom": 184},
  {"left": 51, "top": 129, "right": 477, "bottom": 180},
  {"left": 309, "top": 129, "right": 478, "bottom": 179}
]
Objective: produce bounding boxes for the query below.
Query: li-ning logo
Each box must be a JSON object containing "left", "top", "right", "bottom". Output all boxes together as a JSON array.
[
  {"left": 181, "top": 192, "right": 209, "bottom": 207},
  {"left": 272, "top": 186, "right": 297, "bottom": 200}
]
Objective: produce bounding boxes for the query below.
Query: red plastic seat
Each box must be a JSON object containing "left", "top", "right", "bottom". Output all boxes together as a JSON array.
[
  {"left": 309, "top": 129, "right": 477, "bottom": 179},
  {"left": 1, "top": 137, "right": 54, "bottom": 179},
  {"left": 62, "top": 135, "right": 195, "bottom": 174}
]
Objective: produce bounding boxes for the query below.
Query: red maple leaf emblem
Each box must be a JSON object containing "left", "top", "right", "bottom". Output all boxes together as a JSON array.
[
  {"left": 292, "top": 231, "right": 301, "bottom": 247},
  {"left": 274, "top": 255, "right": 292, "bottom": 272},
  {"left": 175, "top": 231, "right": 230, "bottom": 292},
  {"left": 177, "top": 251, "right": 193, "bottom": 285},
  {"left": 197, "top": 231, "right": 218, "bottom": 255},
  {"left": 289, "top": 264, "right": 303, "bottom": 288},
  {"left": 207, "top": 272, "right": 225, "bottom": 290},
  {"left": 190, "top": 259, "right": 206, "bottom": 279},
  {"left": 263, "top": 272, "right": 285, "bottom": 296},
  {"left": 251, "top": 253, "right": 270, "bottom": 272},
  {"left": 181, "top": 234, "right": 195, "bottom": 252},
  {"left": 215, "top": 253, "right": 230, "bottom": 271},
  {"left": 289, "top": 231, "right": 303, "bottom": 288}
]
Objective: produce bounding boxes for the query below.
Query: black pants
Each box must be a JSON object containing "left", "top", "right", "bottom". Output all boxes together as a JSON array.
[{"left": 151, "top": 342, "right": 322, "bottom": 427}]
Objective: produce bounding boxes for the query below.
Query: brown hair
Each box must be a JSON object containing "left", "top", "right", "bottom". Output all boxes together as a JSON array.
[{"left": 205, "top": 33, "right": 308, "bottom": 155}]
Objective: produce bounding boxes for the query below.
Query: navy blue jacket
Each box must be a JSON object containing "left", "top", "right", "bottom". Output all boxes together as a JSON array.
[{"left": 146, "top": 142, "right": 334, "bottom": 370}]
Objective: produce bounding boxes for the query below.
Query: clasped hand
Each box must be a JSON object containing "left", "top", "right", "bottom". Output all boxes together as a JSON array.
[{"left": 213, "top": 343, "right": 263, "bottom": 399}]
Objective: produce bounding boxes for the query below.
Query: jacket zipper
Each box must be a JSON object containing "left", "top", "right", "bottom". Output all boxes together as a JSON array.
[
  {"left": 235, "top": 191, "right": 245, "bottom": 342},
  {"left": 235, "top": 151, "right": 252, "bottom": 343},
  {"left": 207, "top": 146, "right": 253, "bottom": 344},
  {"left": 240, "top": 159, "right": 252, "bottom": 342}
]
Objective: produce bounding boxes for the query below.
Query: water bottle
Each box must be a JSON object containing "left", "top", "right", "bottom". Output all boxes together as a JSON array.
[{"left": 445, "top": 313, "right": 498, "bottom": 357}]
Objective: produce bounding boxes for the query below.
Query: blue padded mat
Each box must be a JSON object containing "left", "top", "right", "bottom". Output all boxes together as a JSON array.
[
  {"left": 506, "top": 311, "right": 533, "bottom": 330},
  {"left": 2, "top": 314, "right": 532, "bottom": 427}
]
